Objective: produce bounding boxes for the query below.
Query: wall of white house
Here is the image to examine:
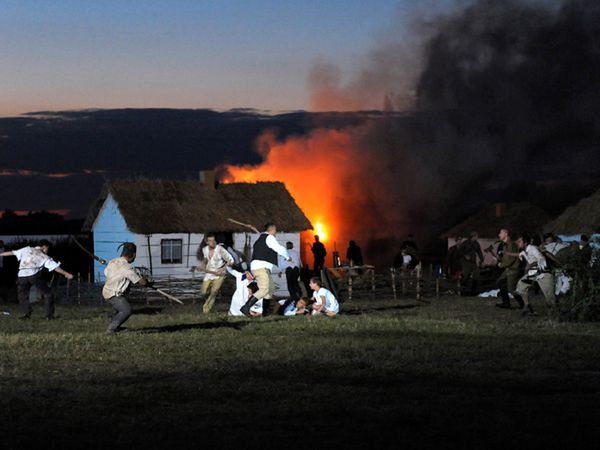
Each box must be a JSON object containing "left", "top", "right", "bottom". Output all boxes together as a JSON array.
[{"left": 133, "top": 232, "right": 205, "bottom": 278}]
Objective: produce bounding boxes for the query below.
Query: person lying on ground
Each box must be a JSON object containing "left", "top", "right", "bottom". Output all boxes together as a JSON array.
[{"left": 282, "top": 297, "right": 309, "bottom": 316}]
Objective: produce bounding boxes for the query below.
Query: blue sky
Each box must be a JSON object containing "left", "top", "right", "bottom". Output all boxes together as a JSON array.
[{"left": 0, "top": 0, "right": 455, "bottom": 115}]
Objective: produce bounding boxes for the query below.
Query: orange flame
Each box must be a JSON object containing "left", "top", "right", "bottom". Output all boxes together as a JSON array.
[
  {"left": 223, "top": 126, "right": 406, "bottom": 266},
  {"left": 223, "top": 130, "right": 358, "bottom": 250}
]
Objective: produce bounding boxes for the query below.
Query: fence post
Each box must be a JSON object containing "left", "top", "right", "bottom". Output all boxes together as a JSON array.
[
  {"left": 77, "top": 272, "right": 81, "bottom": 304},
  {"left": 435, "top": 277, "right": 440, "bottom": 299},
  {"left": 416, "top": 264, "right": 422, "bottom": 301},
  {"left": 371, "top": 268, "right": 375, "bottom": 300},
  {"left": 348, "top": 272, "right": 353, "bottom": 302},
  {"left": 391, "top": 267, "right": 397, "bottom": 300}
]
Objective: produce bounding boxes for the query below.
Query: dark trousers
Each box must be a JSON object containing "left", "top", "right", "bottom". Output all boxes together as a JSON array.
[
  {"left": 285, "top": 267, "right": 302, "bottom": 301},
  {"left": 107, "top": 296, "right": 132, "bottom": 331},
  {"left": 314, "top": 258, "right": 325, "bottom": 272},
  {"left": 17, "top": 273, "right": 54, "bottom": 318},
  {"left": 497, "top": 269, "right": 520, "bottom": 306}
]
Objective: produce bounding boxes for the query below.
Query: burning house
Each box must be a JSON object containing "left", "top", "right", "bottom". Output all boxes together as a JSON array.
[{"left": 83, "top": 178, "right": 312, "bottom": 290}]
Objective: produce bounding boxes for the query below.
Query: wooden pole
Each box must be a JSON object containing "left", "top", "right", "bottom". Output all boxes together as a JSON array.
[
  {"left": 371, "top": 268, "right": 375, "bottom": 300},
  {"left": 77, "top": 272, "right": 81, "bottom": 304},
  {"left": 348, "top": 271, "right": 353, "bottom": 302},
  {"left": 416, "top": 264, "right": 421, "bottom": 301},
  {"left": 391, "top": 267, "right": 397, "bottom": 300},
  {"left": 435, "top": 277, "right": 440, "bottom": 299},
  {"left": 401, "top": 269, "right": 407, "bottom": 297}
]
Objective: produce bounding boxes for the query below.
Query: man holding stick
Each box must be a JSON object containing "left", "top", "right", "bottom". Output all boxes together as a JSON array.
[
  {"left": 240, "top": 223, "right": 292, "bottom": 317},
  {"left": 102, "top": 242, "right": 150, "bottom": 335}
]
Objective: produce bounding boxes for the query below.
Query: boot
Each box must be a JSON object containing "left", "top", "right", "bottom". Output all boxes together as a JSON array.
[
  {"left": 513, "top": 294, "right": 525, "bottom": 309},
  {"left": 240, "top": 296, "right": 259, "bottom": 317}
]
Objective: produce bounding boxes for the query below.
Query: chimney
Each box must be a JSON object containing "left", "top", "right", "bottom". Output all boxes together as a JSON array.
[{"left": 199, "top": 170, "right": 217, "bottom": 190}]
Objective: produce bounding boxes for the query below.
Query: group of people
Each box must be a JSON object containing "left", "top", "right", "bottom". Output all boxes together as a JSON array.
[{"left": 451, "top": 228, "right": 593, "bottom": 315}]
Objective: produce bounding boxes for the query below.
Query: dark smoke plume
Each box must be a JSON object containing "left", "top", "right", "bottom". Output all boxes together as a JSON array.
[{"left": 316, "top": 0, "right": 600, "bottom": 261}]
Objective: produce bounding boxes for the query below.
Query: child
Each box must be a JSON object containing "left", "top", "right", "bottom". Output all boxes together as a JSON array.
[
  {"left": 282, "top": 297, "right": 309, "bottom": 316},
  {"left": 308, "top": 277, "right": 339, "bottom": 316}
]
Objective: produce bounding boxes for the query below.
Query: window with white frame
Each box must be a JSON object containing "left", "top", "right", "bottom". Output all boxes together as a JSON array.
[{"left": 161, "top": 239, "right": 183, "bottom": 264}]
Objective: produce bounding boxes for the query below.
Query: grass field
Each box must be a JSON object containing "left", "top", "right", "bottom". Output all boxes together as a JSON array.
[{"left": 1, "top": 293, "right": 600, "bottom": 449}]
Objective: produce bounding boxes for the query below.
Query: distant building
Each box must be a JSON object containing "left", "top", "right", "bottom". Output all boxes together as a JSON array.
[
  {"left": 83, "top": 178, "right": 312, "bottom": 295},
  {"left": 544, "top": 187, "right": 600, "bottom": 243}
]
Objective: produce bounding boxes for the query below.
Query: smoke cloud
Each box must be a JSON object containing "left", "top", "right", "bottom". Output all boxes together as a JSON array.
[{"left": 226, "top": 0, "right": 600, "bottom": 265}]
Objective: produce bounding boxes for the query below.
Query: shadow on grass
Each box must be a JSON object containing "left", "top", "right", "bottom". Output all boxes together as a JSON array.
[
  {"left": 132, "top": 307, "right": 165, "bottom": 316},
  {"left": 136, "top": 320, "right": 249, "bottom": 334},
  {"left": 342, "top": 304, "right": 421, "bottom": 315}
]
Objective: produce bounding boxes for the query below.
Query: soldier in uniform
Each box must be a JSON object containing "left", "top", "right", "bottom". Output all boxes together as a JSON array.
[{"left": 495, "top": 229, "right": 524, "bottom": 309}]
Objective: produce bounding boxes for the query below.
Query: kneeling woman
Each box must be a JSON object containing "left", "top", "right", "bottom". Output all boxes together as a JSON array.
[{"left": 308, "top": 277, "right": 339, "bottom": 317}]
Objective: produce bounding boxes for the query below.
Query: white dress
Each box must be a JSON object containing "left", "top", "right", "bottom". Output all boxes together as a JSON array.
[{"left": 227, "top": 268, "right": 262, "bottom": 316}]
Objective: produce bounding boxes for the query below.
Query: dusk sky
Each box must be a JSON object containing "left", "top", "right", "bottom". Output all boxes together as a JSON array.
[{"left": 0, "top": 0, "right": 454, "bottom": 116}]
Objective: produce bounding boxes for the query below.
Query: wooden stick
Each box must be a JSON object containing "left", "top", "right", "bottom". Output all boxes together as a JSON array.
[
  {"left": 391, "top": 267, "right": 397, "bottom": 300},
  {"left": 152, "top": 287, "right": 184, "bottom": 305},
  {"left": 227, "top": 218, "right": 259, "bottom": 233}
]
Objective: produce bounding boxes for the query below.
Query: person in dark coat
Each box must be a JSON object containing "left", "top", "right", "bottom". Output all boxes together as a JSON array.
[
  {"left": 346, "top": 240, "right": 363, "bottom": 266},
  {"left": 311, "top": 235, "right": 327, "bottom": 271}
]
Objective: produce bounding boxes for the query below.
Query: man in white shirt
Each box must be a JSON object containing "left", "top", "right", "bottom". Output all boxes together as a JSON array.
[
  {"left": 240, "top": 223, "right": 292, "bottom": 317},
  {"left": 196, "top": 233, "right": 234, "bottom": 314},
  {"left": 514, "top": 234, "right": 556, "bottom": 315},
  {"left": 102, "top": 242, "right": 149, "bottom": 334},
  {"left": 0, "top": 239, "right": 73, "bottom": 319}
]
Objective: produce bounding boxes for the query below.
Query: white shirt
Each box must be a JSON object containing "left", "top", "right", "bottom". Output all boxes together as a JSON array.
[
  {"left": 250, "top": 234, "right": 290, "bottom": 271},
  {"left": 12, "top": 246, "right": 60, "bottom": 277},
  {"left": 312, "top": 287, "right": 339, "bottom": 314},
  {"left": 281, "top": 248, "right": 302, "bottom": 269},
  {"left": 519, "top": 244, "right": 547, "bottom": 271},
  {"left": 543, "top": 242, "right": 569, "bottom": 255},
  {"left": 102, "top": 257, "right": 142, "bottom": 300},
  {"left": 202, "top": 244, "right": 234, "bottom": 281}
]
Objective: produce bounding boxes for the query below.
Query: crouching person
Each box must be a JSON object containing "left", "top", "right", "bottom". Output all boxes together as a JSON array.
[
  {"left": 102, "top": 243, "right": 149, "bottom": 335},
  {"left": 514, "top": 234, "right": 556, "bottom": 316},
  {"left": 309, "top": 277, "right": 339, "bottom": 317}
]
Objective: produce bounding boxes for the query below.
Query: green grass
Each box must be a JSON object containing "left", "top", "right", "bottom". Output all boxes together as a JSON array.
[{"left": 1, "top": 294, "right": 600, "bottom": 449}]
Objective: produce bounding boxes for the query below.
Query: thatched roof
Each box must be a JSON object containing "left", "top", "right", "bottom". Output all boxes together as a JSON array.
[
  {"left": 442, "top": 203, "right": 551, "bottom": 239},
  {"left": 544, "top": 188, "right": 600, "bottom": 235},
  {"left": 83, "top": 180, "right": 312, "bottom": 234}
]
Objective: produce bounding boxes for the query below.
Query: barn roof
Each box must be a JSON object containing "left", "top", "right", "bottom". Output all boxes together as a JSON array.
[
  {"left": 83, "top": 179, "right": 312, "bottom": 234},
  {"left": 544, "top": 187, "right": 600, "bottom": 235},
  {"left": 442, "top": 202, "right": 551, "bottom": 239}
]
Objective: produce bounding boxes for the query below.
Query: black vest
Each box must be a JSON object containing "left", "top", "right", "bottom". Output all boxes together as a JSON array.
[{"left": 252, "top": 233, "right": 278, "bottom": 265}]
